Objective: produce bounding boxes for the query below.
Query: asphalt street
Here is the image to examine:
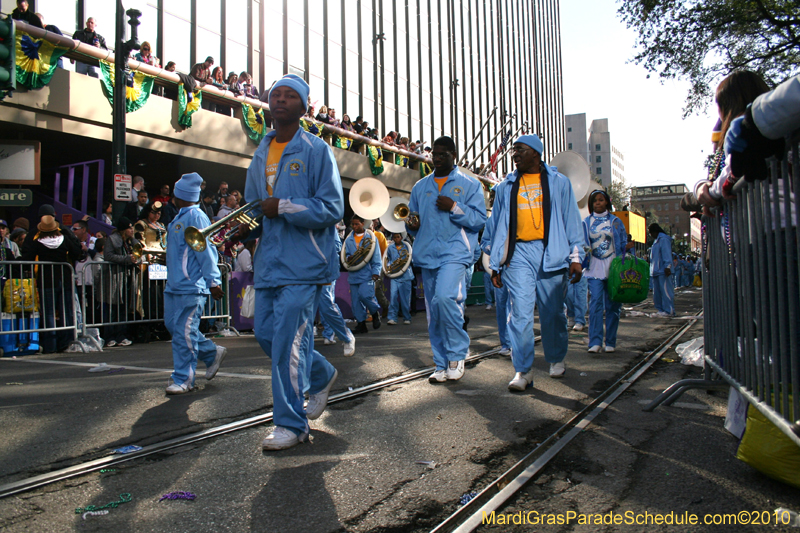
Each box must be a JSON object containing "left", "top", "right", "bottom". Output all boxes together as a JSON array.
[{"left": 0, "top": 287, "right": 796, "bottom": 532}]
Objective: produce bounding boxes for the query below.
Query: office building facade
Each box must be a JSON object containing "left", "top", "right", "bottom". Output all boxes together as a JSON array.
[{"left": 565, "top": 113, "right": 624, "bottom": 189}]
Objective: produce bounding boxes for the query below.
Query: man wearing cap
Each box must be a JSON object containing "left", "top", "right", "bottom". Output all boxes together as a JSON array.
[
  {"left": 163, "top": 173, "right": 227, "bottom": 395},
  {"left": 190, "top": 56, "right": 215, "bottom": 85},
  {"left": 487, "top": 134, "right": 585, "bottom": 391},
  {"left": 240, "top": 73, "right": 344, "bottom": 450},
  {"left": 101, "top": 217, "right": 139, "bottom": 347},
  {"left": 405, "top": 136, "right": 487, "bottom": 383}
]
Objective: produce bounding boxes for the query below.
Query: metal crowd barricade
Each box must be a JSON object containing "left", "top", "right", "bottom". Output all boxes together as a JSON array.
[
  {"left": 647, "top": 128, "right": 800, "bottom": 448},
  {"left": 80, "top": 260, "right": 236, "bottom": 338},
  {"left": 0, "top": 261, "right": 79, "bottom": 356}
]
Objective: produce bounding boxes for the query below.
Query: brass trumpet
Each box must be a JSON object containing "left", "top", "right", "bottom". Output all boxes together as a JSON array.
[
  {"left": 132, "top": 242, "right": 167, "bottom": 260},
  {"left": 185, "top": 200, "right": 263, "bottom": 252}
]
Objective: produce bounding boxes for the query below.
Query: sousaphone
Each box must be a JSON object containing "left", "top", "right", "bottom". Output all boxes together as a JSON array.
[
  {"left": 382, "top": 239, "right": 413, "bottom": 278},
  {"left": 380, "top": 196, "right": 412, "bottom": 234},
  {"left": 550, "top": 151, "right": 591, "bottom": 203},
  {"left": 341, "top": 178, "right": 391, "bottom": 271}
]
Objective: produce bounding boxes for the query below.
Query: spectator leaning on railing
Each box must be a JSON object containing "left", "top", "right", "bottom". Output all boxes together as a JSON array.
[{"left": 72, "top": 17, "right": 107, "bottom": 78}]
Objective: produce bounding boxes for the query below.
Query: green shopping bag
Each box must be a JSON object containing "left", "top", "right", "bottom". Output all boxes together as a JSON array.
[{"left": 608, "top": 254, "right": 650, "bottom": 303}]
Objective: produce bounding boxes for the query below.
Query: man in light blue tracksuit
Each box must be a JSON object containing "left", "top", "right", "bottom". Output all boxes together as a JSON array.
[
  {"left": 406, "top": 136, "right": 487, "bottom": 383},
  {"left": 481, "top": 212, "right": 511, "bottom": 356},
  {"left": 488, "top": 134, "right": 585, "bottom": 391},
  {"left": 343, "top": 215, "right": 382, "bottom": 334},
  {"left": 164, "top": 172, "right": 227, "bottom": 395},
  {"left": 649, "top": 223, "right": 674, "bottom": 317},
  {"left": 386, "top": 233, "right": 414, "bottom": 325},
  {"left": 317, "top": 231, "right": 356, "bottom": 356},
  {"left": 241, "top": 74, "right": 343, "bottom": 451}
]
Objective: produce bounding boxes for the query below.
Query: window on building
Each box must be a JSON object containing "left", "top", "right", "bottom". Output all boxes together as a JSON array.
[
  {"left": 595, "top": 144, "right": 601, "bottom": 150},
  {"left": 596, "top": 155, "right": 601, "bottom": 163},
  {"left": 596, "top": 168, "right": 602, "bottom": 174},
  {"left": 675, "top": 202, "right": 680, "bottom": 210},
  {"left": 657, "top": 204, "right": 662, "bottom": 211},
  {"left": 568, "top": 143, "right": 572, "bottom": 150},
  {"left": 567, "top": 127, "right": 572, "bottom": 132}
]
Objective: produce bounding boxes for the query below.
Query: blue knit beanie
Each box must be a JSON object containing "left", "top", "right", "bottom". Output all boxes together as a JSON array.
[
  {"left": 174, "top": 172, "right": 203, "bottom": 203},
  {"left": 514, "top": 134, "right": 544, "bottom": 155},
  {"left": 269, "top": 74, "right": 310, "bottom": 110}
]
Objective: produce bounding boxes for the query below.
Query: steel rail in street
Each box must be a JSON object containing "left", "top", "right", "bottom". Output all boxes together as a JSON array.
[
  {"left": 0, "top": 345, "right": 516, "bottom": 499},
  {"left": 431, "top": 311, "right": 703, "bottom": 533}
]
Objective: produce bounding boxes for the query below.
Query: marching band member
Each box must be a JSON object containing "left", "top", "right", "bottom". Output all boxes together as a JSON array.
[
  {"left": 582, "top": 190, "right": 627, "bottom": 353},
  {"left": 344, "top": 215, "right": 382, "bottom": 334},
  {"left": 488, "top": 134, "right": 584, "bottom": 391},
  {"left": 385, "top": 233, "right": 414, "bottom": 325},
  {"left": 649, "top": 223, "right": 674, "bottom": 317},
  {"left": 480, "top": 214, "right": 511, "bottom": 357},
  {"left": 163, "top": 172, "right": 227, "bottom": 395},
  {"left": 317, "top": 231, "right": 356, "bottom": 356},
  {"left": 241, "top": 74, "right": 344, "bottom": 451},
  {"left": 406, "top": 136, "right": 487, "bottom": 383}
]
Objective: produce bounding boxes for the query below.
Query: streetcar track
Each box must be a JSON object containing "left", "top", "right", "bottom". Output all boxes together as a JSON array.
[{"left": 431, "top": 310, "right": 703, "bottom": 533}]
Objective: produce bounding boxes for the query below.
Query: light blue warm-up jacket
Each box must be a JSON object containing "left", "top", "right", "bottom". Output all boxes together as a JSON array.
[
  {"left": 244, "top": 128, "right": 345, "bottom": 287},
  {"left": 488, "top": 165, "right": 584, "bottom": 273},
  {"left": 343, "top": 231, "right": 382, "bottom": 284},
  {"left": 406, "top": 168, "right": 487, "bottom": 268},
  {"left": 165, "top": 204, "right": 221, "bottom": 294},
  {"left": 650, "top": 232, "right": 673, "bottom": 276},
  {"left": 385, "top": 242, "right": 415, "bottom": 282}
]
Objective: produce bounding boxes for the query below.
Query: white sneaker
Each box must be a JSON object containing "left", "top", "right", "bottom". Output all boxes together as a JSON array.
[
  {"left": 567, "top": 318, "right": 575, "bottom": 328},
  {"left": 498, "top": 347, "right": 512, "bottom": 357},
  {"left": 428, "top": 369, "right": 447, "bottom": 383},
  {"left": 549, "top": 362, "right": 566, "bottom": 378},
  {"left": 446, "top": 360, "right": 465, "bottom": 381},
  {"left": 387, "top": 319, "right": 398, "bottom": 325},
  {"left": 656, "top": 311, "right": 672, "bottom": 318},
  {"left": 166, "top": 379, "right": 196, "bottom": 395},
  {"left": 118, "top": 339, "right": 132, "bottom": 346},
  {"left": 588, "top": 345, "right": 601, "bottom": 353},
  {"left": 343, "top": 335, "right": 355, "bottom": 357},
  {"left": 306, "top": 369, "right": 338, "bottom": 420},
  {"left": 403, "top": 320, "right": 411, "bottom": 325},
  {"left": 206, "top": 345, "right": 227, "bottom": 380},
  {"left": 508, "top": 370, "right": 534, "bottom": 391},
  {"left": 605, "top": 346, "right": 615, "bottom": 353},
  {"left": 261, "top": 426, "right": 300, "bottom": 451},
  {"left": 572, "top": 323, "right": 584, "bottom": 331},
  {"left": 323, "top": 338, "right": 336, "bottom": 345},
  {"left": 106, "top": 340, "right": 117, "bottom": 347},
  {"left": 485, "top": 304, "right": 493, "bottom": 310}
]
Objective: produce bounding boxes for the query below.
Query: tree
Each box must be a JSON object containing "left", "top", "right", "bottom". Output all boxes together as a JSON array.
[
  {"left": 607, "top": 176, "right": 632, "bottom": 212},
  {"left": 618, "top": 0, "right": 800, "bottom": 116}
]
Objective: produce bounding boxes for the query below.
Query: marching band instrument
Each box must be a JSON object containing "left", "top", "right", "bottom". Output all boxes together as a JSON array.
[
  {"left": 341, "top": 229, "right": 377, "bottom": 271},
  {"left": 184, "top": 200, "right": 262, "bottom": 252},
  {"left": 380, "top": 196, "right": 413, "bottom": 234},
  {"left": 382, "top": 240, "right": 413, "bottom": 278},
  {"left": 349, "top": 178, "right": 391, "bottom": 220},
  {"left": 550, "top": 151, "right": 591, "bottom": 202},
  {"left": 133, "top": 219, "right": 167, "bottom": 261}
]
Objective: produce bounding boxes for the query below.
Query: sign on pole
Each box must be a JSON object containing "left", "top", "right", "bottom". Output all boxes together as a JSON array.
[
  {"left": 114, "top": 174, "right": 132, "bottom": 201},
  {"left": 0, "top": 188, "right": 33, "bottom": 207}
]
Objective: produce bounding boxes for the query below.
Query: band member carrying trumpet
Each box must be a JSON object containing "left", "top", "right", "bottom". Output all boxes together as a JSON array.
[
  {"left": 343, "top": 215, "right": 382, "bottom": 334},
  {"left": 406, "top": 136, "right": 487, "bottom": 383},
  {"left": 241, "top": 74, "right": 344, "bottom": 451},
  {"left": 164, "top": 172, "right": 227, "bottom": 395}
]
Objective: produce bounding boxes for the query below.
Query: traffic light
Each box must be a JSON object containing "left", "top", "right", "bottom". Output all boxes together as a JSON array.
[{"left": 0, "top": 17, "right": 16, "bottom": 93}]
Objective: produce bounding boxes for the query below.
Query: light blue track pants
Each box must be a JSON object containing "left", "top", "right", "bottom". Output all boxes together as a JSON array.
[
  {"left": 254, "top": 285, "right": 337, "bottom": 438},
  {"left": 164, "top": 293, "right": 218, "bottom": 387},
  {"left": 388, "top": 278, "right": 412, "bottom": 322},
  {"left": 349, "top": 280, "right": 380, "bottom": 322},
  {"left": 565, "top": 274, "right": 588, "bottom": 326},
  {"left": 421, "top": 263, "right": 470, "bottom": 371},
  {"left": 587, "top": 278, "right": 621, "bottom": 349},
  {"left": 652, "top": 274, "right": 675, "bottom": 315},
  {"left": 503, "top": 240, "right": 569, "bottom": 373},
  {"left": 483, "top": 271, "right": 495, "bottom": 305},
  {"left": 318, "top": 281, "right": 353, "bottom": 343},
  {"left": 494, "top": 283, "right": 510, "bottom": 350}
]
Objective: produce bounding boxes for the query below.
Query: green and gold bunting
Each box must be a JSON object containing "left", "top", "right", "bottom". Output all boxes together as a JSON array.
[
  {"left": 395, "top": 153, "right": 410, "bottom": 168},
  {"left": 367, "top": 145, "right": 384, "bottom": 175},
  {"left": 419, "top": 161, "right": 433, "bottom": 178},
  {"left": 300, "top": 118, "right": 322, "bottom": 137},
  {"left": 333, "top": 136, "right": 353, "bottom": 150},
  {"left": 99, "top": 60, "right": 155, "bottom": 112},
  {"left": 242, "top": 103, "right": 267, "bottom": 144},
  {"left": 15, "top": 30, "right": 69, "bottom": 89},
  {"left": 178, "top": 83, "right": 202, "bottom": 128}
]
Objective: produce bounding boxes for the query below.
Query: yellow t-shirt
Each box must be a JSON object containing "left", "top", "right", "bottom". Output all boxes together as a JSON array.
[
  {"left": 354, "top": 233, "right": 364, "bottom": 247},
  {"left": 516, "top": 173, "right": 544, "bottom": 241},
  {"left": 265, "top": 141, "right": 288, "bottom": 196},
  {"left": 434, "top": 176, "right": 448, "bottom": 192},
  {"left": 374, "top": 230, "right": 387, "bottom": 255}
]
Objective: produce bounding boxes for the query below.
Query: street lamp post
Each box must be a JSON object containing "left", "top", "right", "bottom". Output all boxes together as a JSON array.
[{"left": 111, "top": 1, "right": 142, "bottom": 178}]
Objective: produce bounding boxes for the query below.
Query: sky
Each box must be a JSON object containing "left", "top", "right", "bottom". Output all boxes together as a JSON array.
[{"left": 559, "top": 0, "right": 716, "bottom": 191}]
